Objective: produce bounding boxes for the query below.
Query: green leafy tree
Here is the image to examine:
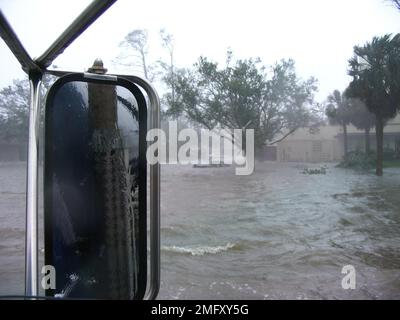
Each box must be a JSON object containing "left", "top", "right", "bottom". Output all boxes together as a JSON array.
[
  {"left": 347, "top": 34, "right": 400, "bottom": 175},
  {"left": 263, "top": 59, "right": 318, "bottom": 145},
  {"left": 167, "top": 52, "right": 318, "bottom": 150},
  {"left": 0, "top": 78, "right": 30, "bottom": 144},
  {"left": 0, "top": 75, "right": 55, "bottom": 146}
]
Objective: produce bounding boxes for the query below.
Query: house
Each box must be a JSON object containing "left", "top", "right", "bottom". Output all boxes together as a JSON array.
[
  {"left": 275, "top": 114, "right": 400, "bottom": 163},
  {"left": 344, "top": 114, "right": 400, "bottom": 155},
  {"left": 276, "top": 125, "right": 343, "bottom": 162}
]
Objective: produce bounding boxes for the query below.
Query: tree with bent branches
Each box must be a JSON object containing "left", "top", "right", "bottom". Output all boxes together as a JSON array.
[
  {"left": 166, "top": 51, "right": 318, "bottom": 151},
  {"left": 347, "top": 34, "right": 400, "bottom": 176}
]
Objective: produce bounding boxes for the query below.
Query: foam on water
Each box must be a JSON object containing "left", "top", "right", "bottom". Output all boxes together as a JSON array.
[{"left": 162, "top": 242, "right": 237, "bottom": 256}]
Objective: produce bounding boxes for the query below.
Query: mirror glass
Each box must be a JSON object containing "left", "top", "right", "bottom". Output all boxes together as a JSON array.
[{"left": 44, "top": 75, "right": 147, "bottom": 299}]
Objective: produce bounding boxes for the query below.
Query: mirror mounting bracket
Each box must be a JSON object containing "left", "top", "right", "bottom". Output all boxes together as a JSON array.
[{"left": 87, "top": 58, "right": 108, "bottom": 74}]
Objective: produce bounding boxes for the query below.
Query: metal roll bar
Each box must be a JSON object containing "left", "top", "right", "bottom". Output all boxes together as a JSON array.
[
  {"left": 35, "top": 0, "right": 117, "bottom": 69},
  {"left": 0, "top": 11, "right": 40, "bottom": 73}
]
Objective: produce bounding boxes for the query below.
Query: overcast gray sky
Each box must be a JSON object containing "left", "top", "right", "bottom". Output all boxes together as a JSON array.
[{"left": 0, "top": 0, "right": 399, "bottom": 101}]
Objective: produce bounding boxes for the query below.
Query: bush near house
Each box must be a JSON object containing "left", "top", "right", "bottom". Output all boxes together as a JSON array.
[
  {"left": 338, "top": 149, "right": 400, "bottom": 171},
  {"left": 382, "top": 148, "right": 398, "bottom": 161},
  {"left": 337, "top": 151, "right": 375, "bottom": 170}
]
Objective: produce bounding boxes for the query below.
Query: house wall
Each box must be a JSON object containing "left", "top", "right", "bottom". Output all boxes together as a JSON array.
[
  {"left": 346, "top": 134, "right": 400, "bottom": 152},
  {"left": 346, "top": 113, "right": 400, "bottom": 134},
  {"left": 278, "top": 139, "right": 343, "bottom": 162},
  {"left": 276, "top": 113, "right": 400, "bottom": 163},
  {"left": 342, "top": 113, "right": 400, "bottom": 153},
  {"left": 276, "top": 126, "right": 344, "bottom": 162},
  {"left": 257, "top": 145, "right": 277, "bottom": 161}
]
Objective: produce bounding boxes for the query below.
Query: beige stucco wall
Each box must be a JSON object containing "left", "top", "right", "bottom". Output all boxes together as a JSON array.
[
  {"left": 277, "top": 138, "right": 343, "bottom": 162},
  {"left": 275, "top": 113, "right": 400, "bottom": 163},
  {"left": 276, "top": 126, "right": 344, "bottom": 162},
  {"left": 345, "top": 113, "right": 400, "bottom": 134}
]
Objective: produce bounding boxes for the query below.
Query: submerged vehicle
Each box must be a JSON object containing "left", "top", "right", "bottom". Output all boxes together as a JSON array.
[{"left": 0, "top": 0, "right": 160, "bottom": 300}]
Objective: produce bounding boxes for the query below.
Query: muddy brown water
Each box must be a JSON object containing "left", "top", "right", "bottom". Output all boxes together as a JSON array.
[{"left": 1, "top": 161, "right": 400, "bottom": 299}]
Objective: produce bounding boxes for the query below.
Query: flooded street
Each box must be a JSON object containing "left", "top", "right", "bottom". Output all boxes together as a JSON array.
[
  {"left": 0, "top": 162, "right": 26, "bottom": 295},
  {"left": 1, "top": 161, "right": 400, "bottom": 299},
  {"left": 158, "top": 162, "right": 400, "bottom": 299}
]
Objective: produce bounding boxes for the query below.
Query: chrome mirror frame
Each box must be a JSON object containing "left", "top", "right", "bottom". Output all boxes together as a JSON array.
[{"left": 0, "top": 0, "right": 160, "bottom": 300}]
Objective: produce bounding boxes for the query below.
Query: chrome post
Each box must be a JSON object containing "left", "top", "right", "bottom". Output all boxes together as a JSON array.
[
  {"left": 0, "top": 10, "right": 40, "bottom": 73},
  {"left": 25, "top": 72, "right": 42, "bottom": 297}
]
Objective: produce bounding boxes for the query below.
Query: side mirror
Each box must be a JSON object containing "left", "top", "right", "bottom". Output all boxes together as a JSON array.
[{"left": 44, "top": 73, "right": 147, "bottom": 299}]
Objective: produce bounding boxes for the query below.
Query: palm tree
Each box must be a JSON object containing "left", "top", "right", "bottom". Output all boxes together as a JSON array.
[
  {"left": 325, "top": 90, "right": 352, "bottom": 161},
  {"left": 345, "top": 95, "right": 375, "bottom": 154},
  {"left": 390, "top": 0, "right": 400, "bottom": 10},
  {"left": 347, "top": 34, "right": 400, "bottom": 176}
]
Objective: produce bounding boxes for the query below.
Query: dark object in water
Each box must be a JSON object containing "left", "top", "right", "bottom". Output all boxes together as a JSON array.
[
  {"left": 302, "top": 166, "right": 327, "bottom": 175},
  {"left": 193, "top": 163, "right": 230, "bottom": 168}
]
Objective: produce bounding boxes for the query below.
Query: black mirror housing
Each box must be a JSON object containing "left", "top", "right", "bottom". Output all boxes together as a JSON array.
[{"left": 44, "top": 73, "right": 147, "bottom": 299}]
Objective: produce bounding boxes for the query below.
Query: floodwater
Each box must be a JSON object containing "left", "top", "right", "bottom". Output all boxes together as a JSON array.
[
  {"left": 1, "top": 161, "right": 400, "bottom": 299},
  {"left": 0, "top": 162, "right": 27, "bottom": 295}
]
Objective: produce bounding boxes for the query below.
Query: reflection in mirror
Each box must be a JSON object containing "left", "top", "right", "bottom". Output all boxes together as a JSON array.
[{"left": 44, "top": 76, "right": 146, "bottom": 299}]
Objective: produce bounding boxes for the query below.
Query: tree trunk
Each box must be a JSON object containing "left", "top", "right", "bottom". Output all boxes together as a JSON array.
[
  {"left": 365, "top": 127, "right": 370, "bottom": 154},
  {"left": 242, "top": 130, "right": 246, "bottom": 156},
  {"left": 375, "top": 116, "right": 384, "bottom": 176},
  {"left": 343, "top": 124, "right": 348, "bottom": 161},
  {"left": 170, "top": 51, "right": 175, "bottom": 105}
]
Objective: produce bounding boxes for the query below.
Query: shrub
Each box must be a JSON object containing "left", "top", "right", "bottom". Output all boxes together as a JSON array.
[
  {"left": 383, "top": 148, "right": 396, "bottom": 160},
  {"left": 337, "top": 151, "right": 375, "bottom": 170}
]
